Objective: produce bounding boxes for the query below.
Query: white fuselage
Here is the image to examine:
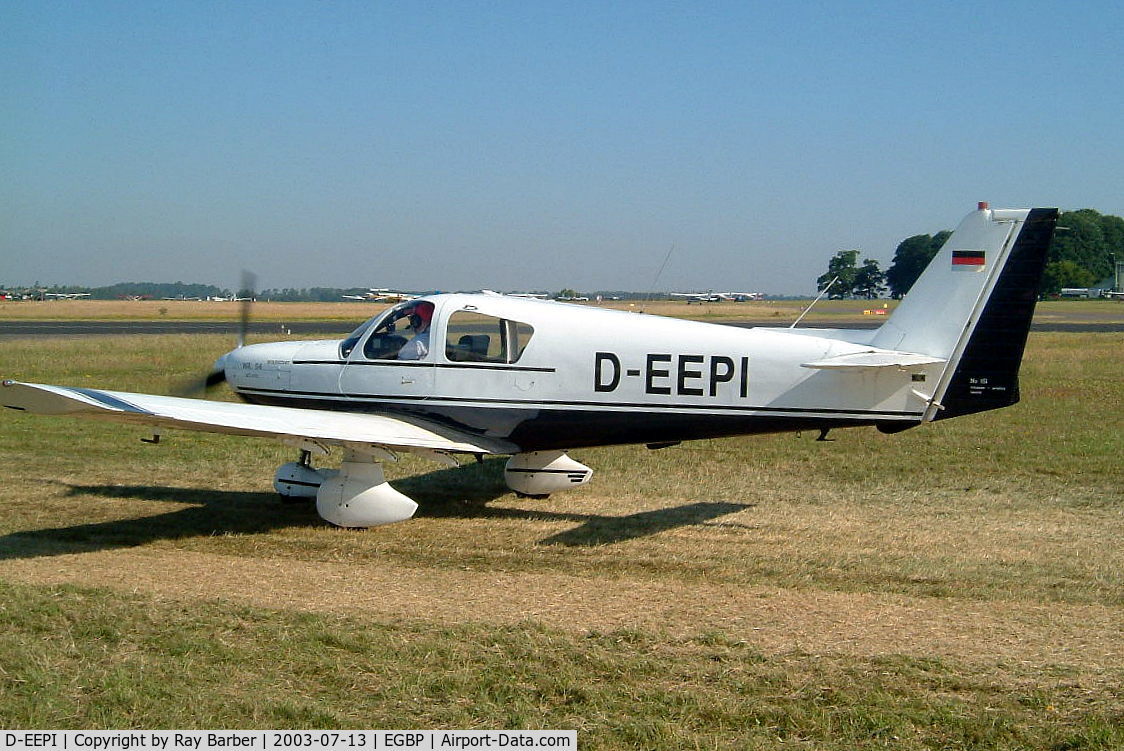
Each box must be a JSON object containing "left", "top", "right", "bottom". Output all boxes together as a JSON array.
[{"left": 224, "top": 294, "right": 928, "bottom": 451}]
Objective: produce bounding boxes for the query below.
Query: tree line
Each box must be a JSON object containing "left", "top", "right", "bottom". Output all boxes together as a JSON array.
[
  {"left": 817, "top": 208, "right": 1122, "bottom": 298},
  {"left": 0, "top": 281, "right": 233, "bottom": 300},
  {"left": 0, "top": 282, "right": 396, "bottom": 302}
]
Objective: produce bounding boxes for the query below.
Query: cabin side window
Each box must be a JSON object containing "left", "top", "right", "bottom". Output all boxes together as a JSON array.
[{"left": 444, "top": 311, "right": 534, "bottom": 364}]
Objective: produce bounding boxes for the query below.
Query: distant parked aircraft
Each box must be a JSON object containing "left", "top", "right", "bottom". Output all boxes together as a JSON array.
[
  {"left": 343, "top": 288, "right": 420, "bottom": 303},
  {"left": 671, "top": 291, "right": 763, "bottom": 303}
]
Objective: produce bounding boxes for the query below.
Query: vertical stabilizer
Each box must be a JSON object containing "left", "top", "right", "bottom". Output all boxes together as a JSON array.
[{"left": 873, "top": 205, "right": 1058, "bottom": 421}]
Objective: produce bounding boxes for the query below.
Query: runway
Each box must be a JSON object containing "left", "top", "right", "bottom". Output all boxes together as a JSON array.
[
  {"left": 0, "top": 319, "right": 1119, "bottom": 339},
  {"left": 0, "top": 320, "right": 348, "bottom": 338}
]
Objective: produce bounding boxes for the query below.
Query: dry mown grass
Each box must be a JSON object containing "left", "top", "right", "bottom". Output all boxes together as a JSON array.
[{"left": 0, "top": 330, "right": 1121, "bottom": 741}]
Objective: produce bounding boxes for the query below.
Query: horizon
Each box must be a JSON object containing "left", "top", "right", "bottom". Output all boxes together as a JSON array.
[
  {"left": 4, "top": 1, "right": 1122, "bottom": 295},
  {"left": 0, "top": 280, "right": 810, "bottom": 298}
]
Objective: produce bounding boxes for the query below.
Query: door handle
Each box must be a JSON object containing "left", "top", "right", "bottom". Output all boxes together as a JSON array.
[{"left": 401, "top": 377, "right": 415, "bottom": 384}]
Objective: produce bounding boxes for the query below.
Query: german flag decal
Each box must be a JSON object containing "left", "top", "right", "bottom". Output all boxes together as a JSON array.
[{"left": 952, "top": 250, "right": 986, "bottom": 271}]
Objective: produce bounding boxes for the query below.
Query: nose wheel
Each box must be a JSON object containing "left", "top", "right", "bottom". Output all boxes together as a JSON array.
[{"left": 274, "top": 450, "right": 332, "bottom": 501}]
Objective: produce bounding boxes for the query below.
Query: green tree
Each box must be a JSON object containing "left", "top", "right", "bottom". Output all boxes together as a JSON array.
[
  {"left": 817, "top": 250, "right": 860, "bottom": 298},
  {"left": 852, "top": 258, "right": 886, "bottom": 299},
  {"left": 885, "top": 231, "right": 951, "bottom": 298},
  {"left": 1048, "top": 209, "right": 1119, "bottom": 285},
  {"left": 1040, "top": 261, "right": 1096, "bottom": 296}
]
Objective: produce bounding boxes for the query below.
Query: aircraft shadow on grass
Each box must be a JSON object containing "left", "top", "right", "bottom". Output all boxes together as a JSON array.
[{"left": 0, "top": 459, "right": 753, "bottom": 560}]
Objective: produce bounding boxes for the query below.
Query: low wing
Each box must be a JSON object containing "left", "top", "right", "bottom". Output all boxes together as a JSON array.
[{"left": 2, "top": 381, "right": 514, "bottom": 457}]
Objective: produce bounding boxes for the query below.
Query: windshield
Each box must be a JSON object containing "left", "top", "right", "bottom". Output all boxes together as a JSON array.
[
  {"left": 339, "top": 309, "right": 390, "bottom": 358},
  {"left": 340, "top": 301, "right": 437, "bottom": 361},
  {"left": 362, "top": 301, "right": 435, "bottom": 360}
]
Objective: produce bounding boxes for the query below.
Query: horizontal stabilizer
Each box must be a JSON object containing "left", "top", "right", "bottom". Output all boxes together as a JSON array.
[{"left": 801, "top": 351, "right": 946, "bottom": 370}]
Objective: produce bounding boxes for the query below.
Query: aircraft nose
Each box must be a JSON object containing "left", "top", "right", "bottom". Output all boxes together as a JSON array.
[{"left": 223, "top": 341, "right": 298, "bottom": 391}]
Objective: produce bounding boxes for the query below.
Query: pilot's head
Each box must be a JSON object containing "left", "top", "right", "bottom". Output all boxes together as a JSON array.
[{"left": 408, "top": 302, "right": 433, "bottom": 331}]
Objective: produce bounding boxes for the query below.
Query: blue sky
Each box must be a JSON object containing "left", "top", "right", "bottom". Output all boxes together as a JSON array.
[{"left": 3, "top": 1, "right": 1122, "bottom": 294}]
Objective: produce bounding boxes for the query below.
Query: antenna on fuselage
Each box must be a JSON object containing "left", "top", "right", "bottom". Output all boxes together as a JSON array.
[
  {"left": 641, "top": 243, "right": 676, "bottom": 313},
  {"left": 790, "top": 276, "right": 837, "bottom": 328}
]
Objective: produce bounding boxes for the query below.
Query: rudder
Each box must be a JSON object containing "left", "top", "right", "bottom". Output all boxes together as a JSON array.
[
  {"left": 932, "top": 207, "right": 1058, "bottom": 419},
  {"left": 871, "top": 205, "right": 1058, "bottom": 423}
]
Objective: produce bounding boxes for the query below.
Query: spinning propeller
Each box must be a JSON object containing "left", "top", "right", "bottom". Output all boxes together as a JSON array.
[{"left": 174, "top": 271, "right": 256, "bottom": 397}]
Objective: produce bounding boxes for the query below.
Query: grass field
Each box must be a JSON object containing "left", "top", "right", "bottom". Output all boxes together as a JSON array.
[
  {"left": 0, "top": 329, "right": 1121, "bottom": 747},
  {"left": 0, "top": 299, "right": 388, "bottom": 322},
  {"left": 4, "top": 296, "right": 1122, "bottom": 325}
]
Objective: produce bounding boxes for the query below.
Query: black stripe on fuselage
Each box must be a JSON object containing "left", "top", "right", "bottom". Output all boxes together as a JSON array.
[
  {"left": 234, "top": 386, "right": 922, "bottom": 419},
  {"left": 294, "top": 360, "right": 556, "bottom": 373},
  {"left": 233, "top": 387, "right": 921, "bottom": 451}
]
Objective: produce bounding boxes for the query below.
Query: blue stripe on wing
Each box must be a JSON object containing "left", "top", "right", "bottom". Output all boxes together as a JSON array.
[{"left": 66, "top": 387, "right": 152, "bottom": 414}]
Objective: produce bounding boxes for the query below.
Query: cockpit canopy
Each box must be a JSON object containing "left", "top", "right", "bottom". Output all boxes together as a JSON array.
[{"left": 340, "top": 299, "right": 535, "bottom": 363}]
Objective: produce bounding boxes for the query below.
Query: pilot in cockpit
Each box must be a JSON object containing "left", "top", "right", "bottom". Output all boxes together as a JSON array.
[{"left": 396, "top": 302, "right": 434, "bottom": 360}]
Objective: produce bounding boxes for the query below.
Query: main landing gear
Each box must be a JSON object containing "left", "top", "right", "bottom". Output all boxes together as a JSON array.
[
  {"left": 274, "top": 448, "right": 593, "bottom": 528},
  {"left": 503, "top": 450, "right": 593, "bottom": 498},
  {"left": 273, "top": 448, "right": 417, "bottom": 528}
]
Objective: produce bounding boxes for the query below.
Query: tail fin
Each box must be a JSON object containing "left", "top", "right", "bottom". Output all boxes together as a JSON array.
[{"left": 872, "top": 205, "right": 1058, "bottom": 421}]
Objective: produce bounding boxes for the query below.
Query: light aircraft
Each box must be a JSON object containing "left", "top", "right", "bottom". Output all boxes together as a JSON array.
[
  {"left": 2, "top": 204, "right": 1057, "bottom": 528},
  {"left": 671, "top": 291, "right": 762, "bottom": 303},
  {"left": 342, "top": 288, "right": 419, "bottom": 303},
  {"left": 44, "top": 292, "right": 92, "bottom": 300}
]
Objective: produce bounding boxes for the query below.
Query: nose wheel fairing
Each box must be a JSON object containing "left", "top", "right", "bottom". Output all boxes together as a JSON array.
[{"left": 274, "top": 456, "right": 337, "bottom": 499}]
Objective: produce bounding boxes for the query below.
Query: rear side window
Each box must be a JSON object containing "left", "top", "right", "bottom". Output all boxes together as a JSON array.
[{"left": 445, "top": 311, "right": 534, "bottom": 364}]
